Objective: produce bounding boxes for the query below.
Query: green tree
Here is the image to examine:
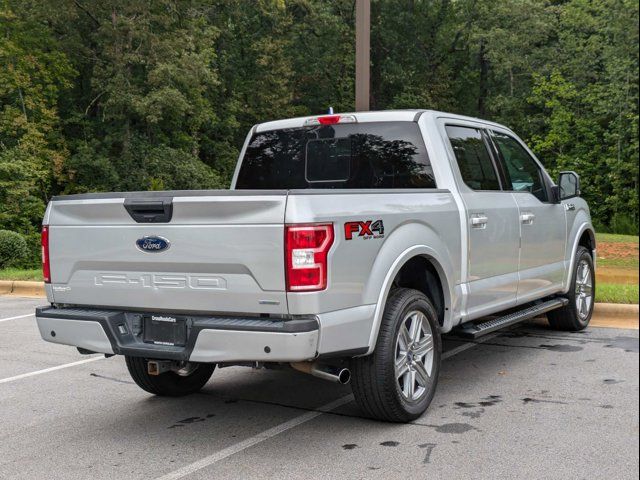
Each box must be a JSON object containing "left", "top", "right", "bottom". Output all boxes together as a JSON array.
[
  {"left": 0, "top": 1, "right": 74, "bottom": 235},
  {"left": 526, "top": 0, "right": 639, "bottom": 230},
  {"left": 56, "top": 0, "right": 223, "bottom": 192},
  {"left": 0, "top": 0, "right": 637, "bottom": 242}
]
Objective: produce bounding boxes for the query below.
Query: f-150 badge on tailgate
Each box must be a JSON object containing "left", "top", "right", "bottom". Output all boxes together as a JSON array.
[{"left": 136, "top": 236, "right": 170, "bottom": 253}]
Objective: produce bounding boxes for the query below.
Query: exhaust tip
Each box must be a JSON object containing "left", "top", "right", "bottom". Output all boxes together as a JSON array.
[
  {"left": 290, "top": 362, "right": 351, "bottom": 384},
  {"left": 337, "top": 368, "right": 351, "bottom": 384}
]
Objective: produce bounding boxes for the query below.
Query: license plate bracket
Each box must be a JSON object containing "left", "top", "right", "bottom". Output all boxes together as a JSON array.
[{"left": 143, "top": 315, "right": 187, "bottom": 346}]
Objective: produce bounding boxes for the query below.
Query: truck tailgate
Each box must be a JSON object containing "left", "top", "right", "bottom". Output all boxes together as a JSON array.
[{"left": 45, "top": 191, "right": 288, "bottom": 315}]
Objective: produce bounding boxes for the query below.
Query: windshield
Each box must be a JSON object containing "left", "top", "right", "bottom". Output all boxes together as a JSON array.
[{"left": 235, "top": 121, "right": 436, "bottom": 189}]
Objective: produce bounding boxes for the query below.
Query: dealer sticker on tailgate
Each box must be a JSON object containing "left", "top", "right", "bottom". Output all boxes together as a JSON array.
[{"left": 142, "top": 315, "right": 187, "bottom": 346}]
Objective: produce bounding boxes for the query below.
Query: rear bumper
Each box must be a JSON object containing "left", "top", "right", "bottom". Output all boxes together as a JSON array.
[{"left": 35, "top": 307, "right": 319, "bottom": 363}]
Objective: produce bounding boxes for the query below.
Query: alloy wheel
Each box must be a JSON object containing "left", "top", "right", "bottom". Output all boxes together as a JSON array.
[{"left": 394, "top": 310, "right": 435, "bottom": 402}]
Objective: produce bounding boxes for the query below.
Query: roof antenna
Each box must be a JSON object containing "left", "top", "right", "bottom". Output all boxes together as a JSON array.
[{"left": 327, "top": 106, "right": 334, "bottom": 114}]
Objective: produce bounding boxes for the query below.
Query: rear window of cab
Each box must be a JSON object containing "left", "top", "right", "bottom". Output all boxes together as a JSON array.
[{"left": 235, "top": 122, "right": 436, "bottom": 189}]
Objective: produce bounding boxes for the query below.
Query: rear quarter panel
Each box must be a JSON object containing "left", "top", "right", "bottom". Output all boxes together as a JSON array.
[{"left": 285, "top": 190, "right": 461, "bottom": 316}]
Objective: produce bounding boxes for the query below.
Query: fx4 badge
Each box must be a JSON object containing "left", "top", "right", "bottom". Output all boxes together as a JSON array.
[{"left": 344, "top": 220, "right": 384, "bottom": 240}]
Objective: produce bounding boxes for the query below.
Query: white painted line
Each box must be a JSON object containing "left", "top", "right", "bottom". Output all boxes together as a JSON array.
[
  {"left": 154, "top": 395, "right": 355, "bottom": 480},
  {"left": 0, "top": 356, "right": 104, "bottom": 385},
  {"left": 155, "top": 331, "right": 500, "bottom": 480},
  {"left": 0, "top": 313, "right": 34, "bottom": 323}
]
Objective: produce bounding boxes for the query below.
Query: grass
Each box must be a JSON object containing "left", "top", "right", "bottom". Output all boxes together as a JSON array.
[
  {"left": 597, "top": 257, "right": 639, "bottom": 268},
  {"left": 596, "top": 232, "right": 639, "bottom": 244},
  {"left": 0, "top": 268, "right": 42, "bottom": 281},
  {"left": 596, "top": 283, "right": 640, "bottom": 304}
]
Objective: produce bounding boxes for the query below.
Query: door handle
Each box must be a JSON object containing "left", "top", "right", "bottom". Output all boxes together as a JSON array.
[
  {"left": 520, "top": 212, "right": 535, "bottom": 225},
  {"left": 470, "top": 214, "right": 488, "bottom": 228}
]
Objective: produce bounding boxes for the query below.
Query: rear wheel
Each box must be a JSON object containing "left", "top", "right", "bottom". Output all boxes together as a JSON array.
[
  {"left": 351, "top": 288, "right": 441, "bottom": 422},
  {"left": 125, "top": 357, "right": 215, "bottom": 396},
  {"left": 547, "top": 246, "right": 595, "bottom": 331}
]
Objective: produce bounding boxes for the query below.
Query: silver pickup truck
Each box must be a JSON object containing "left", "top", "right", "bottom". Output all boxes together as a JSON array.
[{"left": 36, "top": 110, "right": 595, "bottom": 422}]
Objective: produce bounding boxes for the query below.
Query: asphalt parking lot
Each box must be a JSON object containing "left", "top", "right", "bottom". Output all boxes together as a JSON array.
[{"left": 0, "top": 296, "right": 638, "bottom": 480}]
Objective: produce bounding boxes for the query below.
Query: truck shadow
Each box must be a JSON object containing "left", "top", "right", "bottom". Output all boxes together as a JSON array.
[{"left": 129, "top": 321, "right": 596, "bottom": 425}]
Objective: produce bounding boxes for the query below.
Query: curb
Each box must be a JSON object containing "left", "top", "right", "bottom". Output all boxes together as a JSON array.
[
  {"left": 593, "top": 302, "right": 639, "bottom": 318},
  {"left": 0, "top": 280, "right": 45, "bottom": 297},
  {"left": 591, "top": 303, "right": 639, "bottom": 330},
  {"left": 0, "top": 280, "right": 13, "bottom": 295}
]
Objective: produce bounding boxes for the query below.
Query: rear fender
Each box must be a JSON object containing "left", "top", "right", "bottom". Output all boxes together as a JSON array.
[{"left": 362, "top": 222, "right": 456, "bottom": 355}]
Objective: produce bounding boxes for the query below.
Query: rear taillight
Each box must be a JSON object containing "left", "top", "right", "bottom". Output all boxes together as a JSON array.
[
  {"left": 41, "top": 225, "right": 50, "bottom": 283},
  {"left": 285, "top": 224, "right": 334, "bottom": 291}
]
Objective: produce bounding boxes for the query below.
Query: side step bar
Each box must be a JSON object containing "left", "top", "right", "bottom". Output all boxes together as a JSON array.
[{"left": 456, "top": 298, "right": 569, "bottom": 339}]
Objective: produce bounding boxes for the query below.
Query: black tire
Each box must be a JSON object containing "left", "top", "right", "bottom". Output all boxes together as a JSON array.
[
  {"left": 125, "top": 357, "right": 215, "bottom": 396},
  {"left": 547, "top": 246, "right": 595, "bottom": 331},
  {"left": 350, "top": 288, "right": 442, "bottom": 423}
]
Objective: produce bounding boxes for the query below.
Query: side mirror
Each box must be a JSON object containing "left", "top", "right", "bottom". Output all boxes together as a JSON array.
[{"left": 557, "top": 171, "right": 580, "bottom": 201}]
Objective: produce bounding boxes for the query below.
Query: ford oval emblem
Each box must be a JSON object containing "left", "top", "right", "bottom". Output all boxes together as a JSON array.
[{"left": 136, "top": 236, "right": 170, "bottom": 253}]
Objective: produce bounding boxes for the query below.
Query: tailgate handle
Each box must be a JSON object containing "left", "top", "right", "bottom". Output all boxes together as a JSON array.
[{"left": 124, "top": 198, "right": 173, "bottom": 223}]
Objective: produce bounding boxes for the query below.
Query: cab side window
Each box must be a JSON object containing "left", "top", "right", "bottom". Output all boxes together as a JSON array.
[
  {"left": 446, "top": 125, "right": 501, "bottom": 191},
  {"left": 491, "top": 131, "right": 548, "bottom": 202}
]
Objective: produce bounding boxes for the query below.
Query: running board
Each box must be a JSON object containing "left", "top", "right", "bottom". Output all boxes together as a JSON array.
[{"left": 456, "top": 298, "right": 569, "bottom": 339}]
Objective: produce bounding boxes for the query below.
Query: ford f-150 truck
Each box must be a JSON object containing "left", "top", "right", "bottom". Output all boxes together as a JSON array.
[{"left": 36, "top": 110, "right": 596, "bottom": 422}]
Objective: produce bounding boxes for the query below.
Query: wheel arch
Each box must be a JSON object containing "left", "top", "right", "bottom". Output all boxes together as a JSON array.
[
  {"left": 363, "top": 246, "right": 454, "bottom": 356},
  {"left": 564, "top": 217, "right": 596, "bottom": 293},
  {"left": 578, "top": 228, "right": 596, "bottom": 257},
  {"left": 392, "top": 255, "right": 446, "bottom": 327}
]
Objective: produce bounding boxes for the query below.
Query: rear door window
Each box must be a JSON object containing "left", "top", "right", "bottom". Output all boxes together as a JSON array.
[
  {"left": 235, "top": 122, "right": 436, "bottom": 189},
  {"left": 445, "top": 125, "right": 501, "bottom": 191}
]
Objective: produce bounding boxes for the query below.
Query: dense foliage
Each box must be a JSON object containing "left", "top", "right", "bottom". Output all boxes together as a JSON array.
[
  {"left": 1, "top": 0, "right": 638, "bottom": 266},
  {"left": 0, "top": 229, "right": 28, "bottom": 268}
]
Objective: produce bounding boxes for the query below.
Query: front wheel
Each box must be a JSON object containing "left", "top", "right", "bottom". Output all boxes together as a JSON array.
[
  {"left": 547, "top": 246, "right": 595, "bottom": 331},
  {"left": 125, "top": 357, "right": 215, "bottom": 396},
  {"left": 350, "top": 288, "right": 441, "bottom": 422}
]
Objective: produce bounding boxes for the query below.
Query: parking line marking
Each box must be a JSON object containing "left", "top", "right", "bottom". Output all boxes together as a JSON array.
[
  {"left": 0, "top": 356, "right": 104, "bottom": 385},
  {"left": 154, "top": 394, "right": 354, "bottom": 480},
  {"left": 0, "top": 313, "right": 34, "bottom": 323},
  {"left": 155, "top": 331, "right": 500, "bottom": 480}
]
